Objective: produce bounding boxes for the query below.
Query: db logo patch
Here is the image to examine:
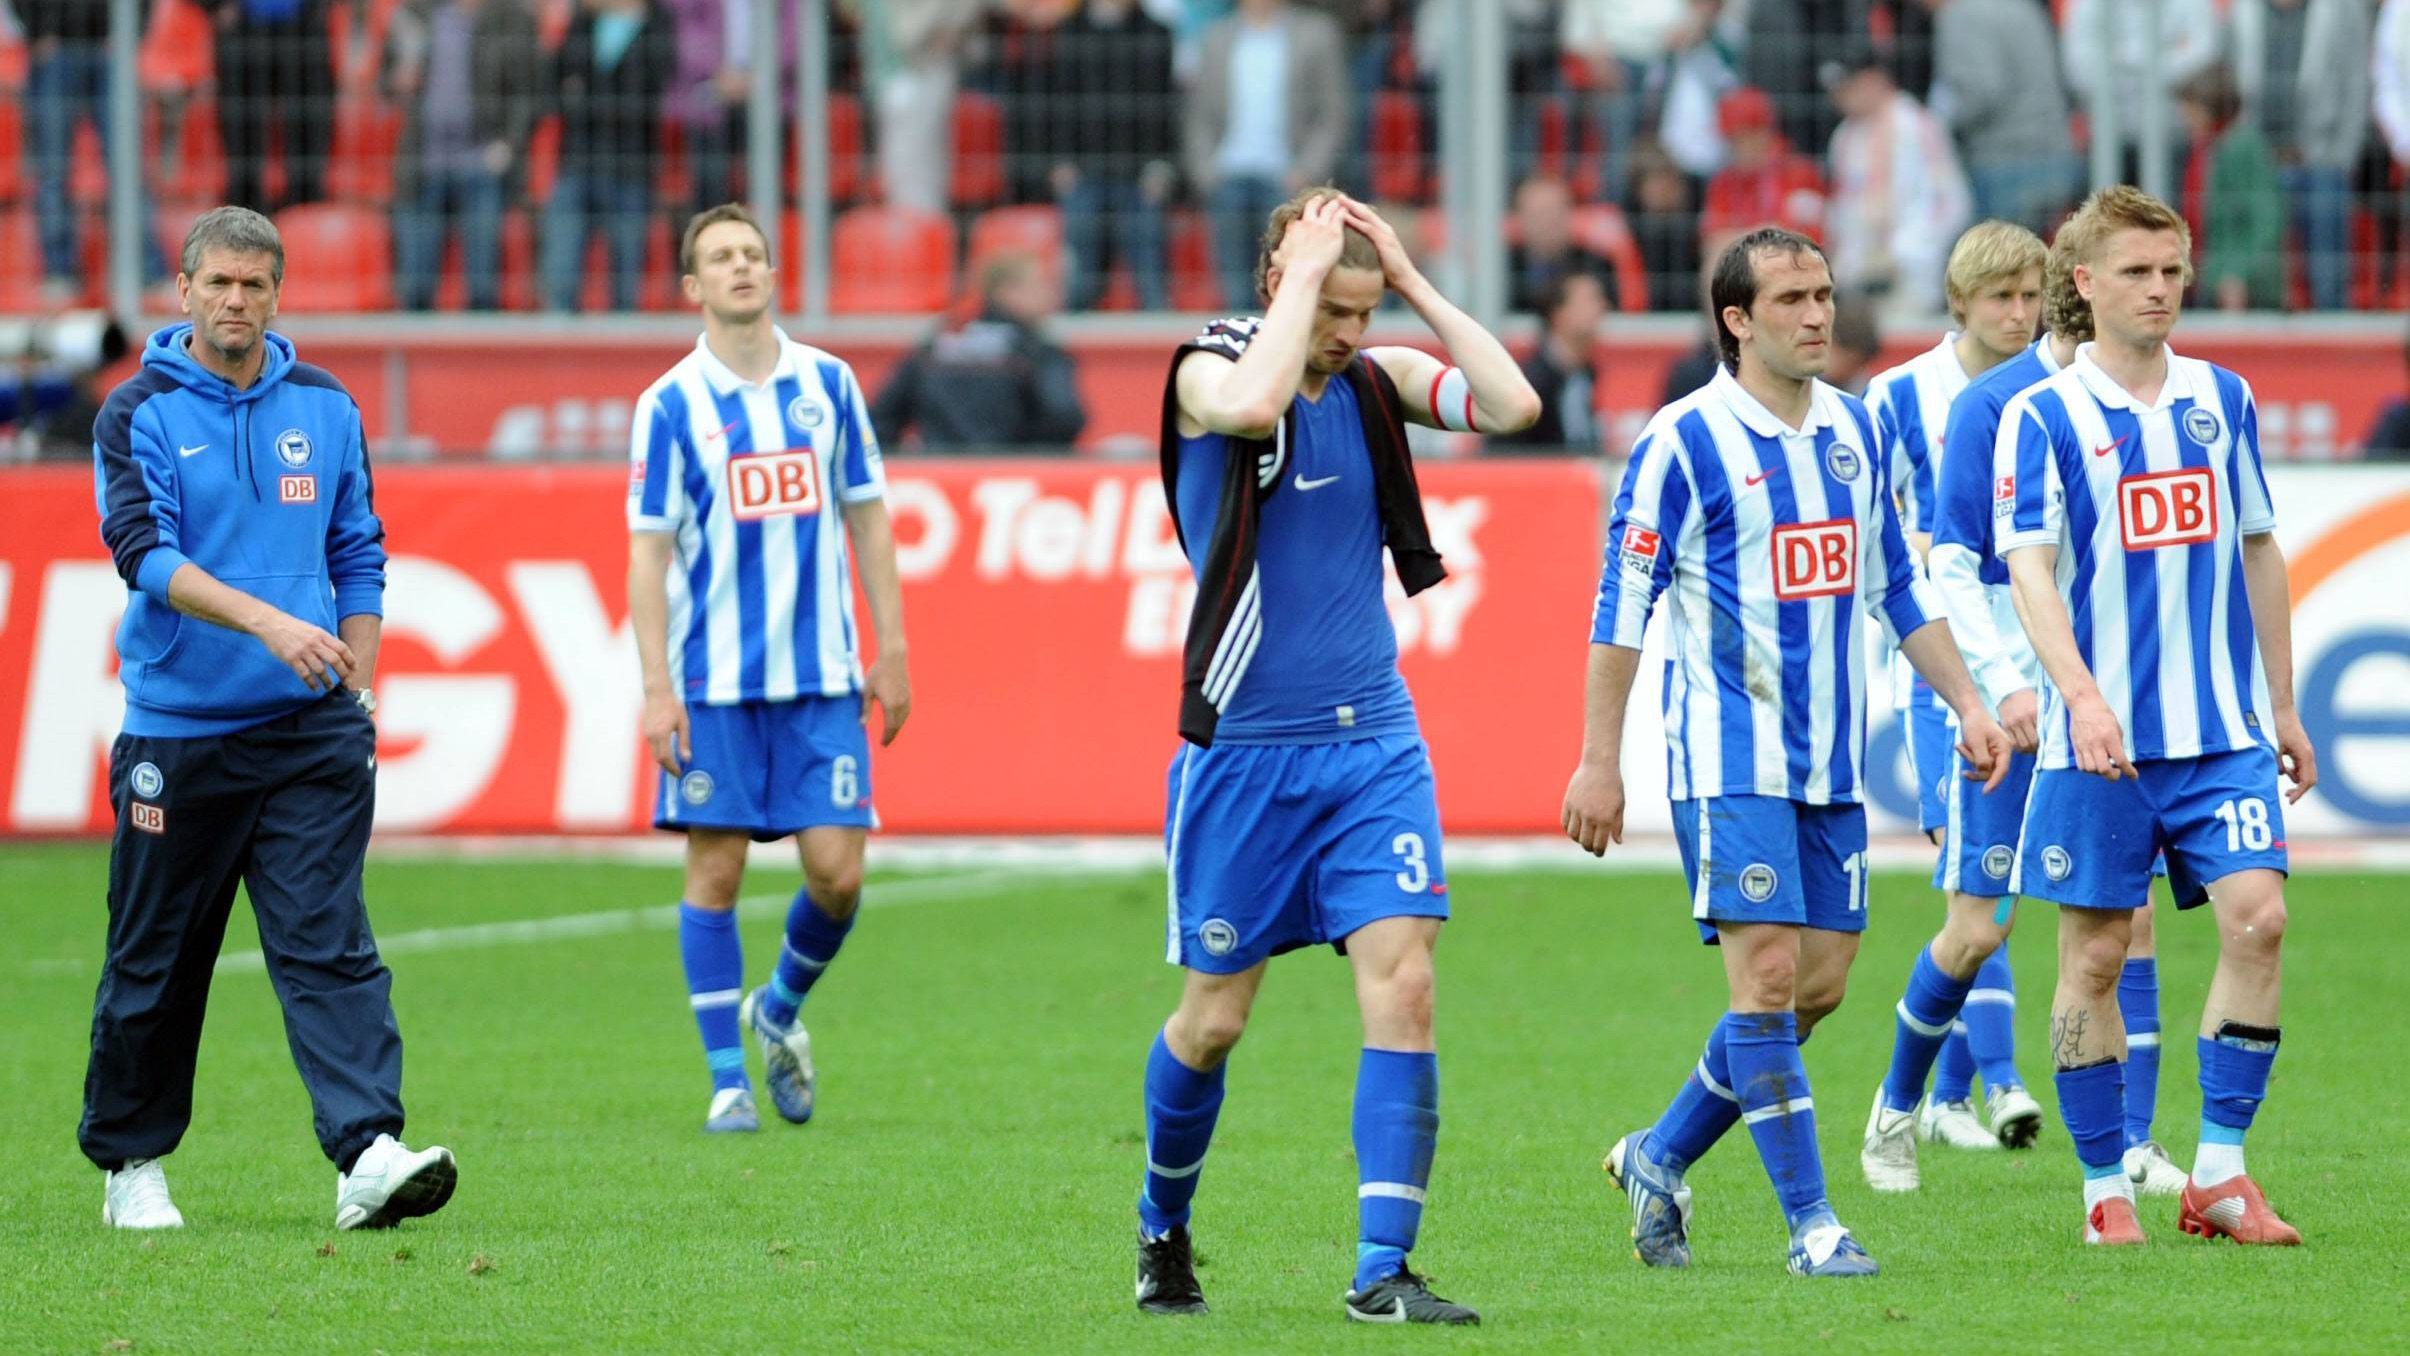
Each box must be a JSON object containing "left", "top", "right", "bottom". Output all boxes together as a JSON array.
[
  {"left": 786, "top": 395, "right": 826, "bottom": 431},
  {"left": 679, "top": 770, "right": 714, "bottom": 805},
  {"left": 1738, "top": 863, "right": 1779, "bottom": 902},
  {"left": 2042, "top": 845, "right": 2072, "bottom": 882},
  {"left": 1770, "top": 518, "right": 1857, "bottom": 600},
  {"left": 130, "top": 761, "right": 164, "bottom": 799},
  {"left": 1825, "top": 441, "right": 1862, "bottom": 483},
  {"left": 1982, "top": 845, "right": 2015, "bottom": 880},
  {"left": 130, "top": 802, "right": 166, "bottom": 834},
  {"left": 2183, "top": 406, "right": 2222, "bottom": 445},
  {"left": 2119, "top": 467, "right": 2217, "bottom": 551},
  {"left": 275, "top": 428, "right": 312, "bottom": 468},
  {"left": 1620, "top": 525, "right": 1662, "bottom": 579},
  {"left": 1199, "top": 918, "right": 1238, "bottom": 957},
  {"left": 279, "top": 474, "right": 316, "bottom": 504},
  {"left": 726, "top": 449, "right": 822, "bottom": 522}
]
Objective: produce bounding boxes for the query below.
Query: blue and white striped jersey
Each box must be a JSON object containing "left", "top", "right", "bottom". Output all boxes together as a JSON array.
[
  {"left": 628, "top": 330, "right": 887, "bottom": 706},
  {"left": 1866, "top": 335, "right": 1972, "bottom": 714},
  {"left": 1994, "top": 345, "right": 2275, "bottom": 768},
  {"left": 1594, "top": 366, "right": 1941, "bottom": 804},
  {"left": 1930, "top": 337, "right": 2056, "bottom": 715}
]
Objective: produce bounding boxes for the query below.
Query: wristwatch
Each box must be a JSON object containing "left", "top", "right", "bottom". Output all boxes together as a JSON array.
[{"left": 347, "top": 686, "right": 378, "bottom": 716}]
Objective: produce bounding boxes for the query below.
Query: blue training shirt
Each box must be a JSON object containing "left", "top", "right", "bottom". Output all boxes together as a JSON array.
[
  {"left": 1172, "top": 377, "right": 1418, "bottom": 744},
  {"left": 95, "top": 325, "right": 386, "bottom": 737}
]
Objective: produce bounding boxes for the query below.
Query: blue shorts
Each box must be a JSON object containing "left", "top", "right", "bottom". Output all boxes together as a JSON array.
[
  {"left": 1672, "top": 795, "right": 1870, "bottom": 944},
  {"left": 1934, "top": 746, "right": 2036, "bottom": 898},
  {"left": 1164, "top": 733, "right": 1449, "bottom": 974},
  {"left": 653, "top": 697, "right": 875, "bottom": 841},
  {"left": 2014, "top": 747, "right": 2285, "bottom": 912},
  {"left": 1905, "top": 699, "right": 1954, "bottom": 836}
]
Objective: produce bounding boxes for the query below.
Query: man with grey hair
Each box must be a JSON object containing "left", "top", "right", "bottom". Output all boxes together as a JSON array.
[{"left": 82, "top": 205, "right": 457, "bottom": 1233}]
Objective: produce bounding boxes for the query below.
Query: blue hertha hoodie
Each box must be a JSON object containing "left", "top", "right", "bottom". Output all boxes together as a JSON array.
[{"left": 94, "top": 325, "right": 386, "bottom": 737}]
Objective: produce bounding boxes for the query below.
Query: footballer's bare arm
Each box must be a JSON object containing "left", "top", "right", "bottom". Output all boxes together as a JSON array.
[{"left": 1345, "top": 199, "right": 1542, "bottom": 435}]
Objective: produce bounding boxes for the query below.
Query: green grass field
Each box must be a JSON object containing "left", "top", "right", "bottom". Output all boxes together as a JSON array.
[{"left": 1, "top": 843, "right": 2402, "bottom": 1354}]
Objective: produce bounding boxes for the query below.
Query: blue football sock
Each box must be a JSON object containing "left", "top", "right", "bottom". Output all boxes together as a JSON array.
[
  {"left": 2053, "top": 1057, "right": 2127, "bottom": 1176},
  {"left": 2199, "top": 1023, "right": 2280, "bottom": 1138},
  {"left": 1352, "top": 1049, "right": 1439, "bottom": 1292},
  {"left": 1642, "top": 1020, "right": 1740, "bottom": 1175},
  {"left": 1726, "top": 1010, "right": 1828, "bottom": 1230},
  {"left": 1963, "top": 947, "right": 2022, "bottom": 1093},
  {"left": 1882, "top": 946, "right": 1975, "bottom": 1114},
  {"left": 677, "top": 903, "right": 748, "bottom": 1093},
  {"left": 1138, "top": 1032, "right": 1226, "bottom": 1237},
  {"left": 2119, "top": 958, "right": 2162, "bottom": 1147},
  {"left": 1934, "top": 1022, "right": 1978, "bottom": 1104},
  {"left": 760, "top": 888, "right": 855, "bottom": 1029}
]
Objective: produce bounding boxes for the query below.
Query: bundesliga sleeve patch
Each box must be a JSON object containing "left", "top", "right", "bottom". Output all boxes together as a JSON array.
[
  {"left": 1993, "top": 474, "right": 2016, "bottom": 519},
  {"left": 1619, "top": 525, "right": 1661, "bottom": 580}
]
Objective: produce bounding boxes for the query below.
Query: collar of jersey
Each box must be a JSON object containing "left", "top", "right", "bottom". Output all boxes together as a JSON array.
[
  {"left": 1711, "top": 365, "right": 1837, "bottom": 439},
  {"left": 693, "top": 328, "right": 800, "bottom": 395},
  {"left": 2069, "top": 341, "right": 2197, "bottom": 413}
]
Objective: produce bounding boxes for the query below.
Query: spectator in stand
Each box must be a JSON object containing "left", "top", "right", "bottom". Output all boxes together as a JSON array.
[
  {"left": 2181, "top": 68, "right": 2285, "bottom": 312},
  {"left": 1494, "top": 271, "right": 1608, "bottom": 454},
  {"left": 2379, "top": 0, "right": 2410, "bottom": 285},
  {"left": 2361, "top": 320, "right": 2410, "bottom": 458},
  {"left": 1699, "top": 87, "right": 1826, "bottom": 245},
  {"left": 1187, "top": 0, "right": 1349, "bottom": 310},
  {"left": 1824, "top": 45, "right": 1972, "bottom": 320},
  {"left": 1628, "top": 139, "right": 1702, "bottom": 313},
  {"left": 1007, "top": 0, "right": 1179, "bottom": 312},
  {"left": 206, "top": 0, "right": 348, "bottom": 214},
  {"left": 1921, "top": 0, "right": 2081, "bottom": 238},
  {"left": 665, "top": 0, "right": 753, "bottom": 221},
  {"left": 1659, "top": 246, "right": 1725, "bottom": 406},
  {"left": 1508, "top": 173, "right": 1620, "bottom": 315},
  {"left": 1296, "top": 0, "right": 1396, "bottom": 199},
  {"left": 2061, "top": 0, "right": 2219, "bottom": 187},
  {"left": 19, "top": 0, "right": 170, "bottom": 306},
  {"left": 542, "top": 0, "right": 675, "bottom": 313},
  {"left": 384, "top": 0, "right": 540, "bottom": 313},
  {"left": 871, "top": 254, "right": 1089, "bottom": 450},
  {"left": 1560, "top": 0, "right": 1688, "bottom": 206},
  {"left": 1825, "top": 291, "right": 1880, "bottom": 396},
  {"left": 850, "top": 0, "right": 980, "bottom": 216},
  {"left": 1713, "top": 0, "right": 1860, "bottom": 157},
  {"left": 2230, "top": 0, "right": 2372, "bottom": 312}
]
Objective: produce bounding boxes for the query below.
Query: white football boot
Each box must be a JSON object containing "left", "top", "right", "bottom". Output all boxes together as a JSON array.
[
  {"left": 1860, "top": 1090, "right": 1919, "bottom": 1192},
  {"left": 1915, "top": 1095, "right": 2001, "bottom": 1151},
  {"left": 336, "top": 1134, "right": 458, "bottom": 1231},
  {"left": 2124, "top": 1139, "right": 2189, "bottom": 1196},
  {"left": 103, "top": 1158, "right": 184, "bottom": 1229},
  {"left": 1986, "top": 1085, "right": 2045, "bottom": 1149}
]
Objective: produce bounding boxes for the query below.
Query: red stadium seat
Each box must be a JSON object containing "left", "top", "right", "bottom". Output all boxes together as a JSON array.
[
  {"left": 272, "top": 203, "right": 394, "bottom": 312},
  {"left": 153, "top": 97, "right": 228, "bottom": 202},
  {"left": 1371, "top": 91, "right": 1427, "bottom": 204},
  {"left": 825, "top": 92, "right": 865, "bottom": 204},
  {"left": 780, "top": 211, "right": 809, "bottom": 312},
  {"left": 967, "top": 205, "right": 1064, "bottom": 294},
  {"left": 1168, "top": 209, "right": 1221, "bottom": 311},
  {"left": 0, "top": 208, "right": 65, "bottom": 310},
  {"left": 71, "top": 122, "right": 106, "bottom": 206},
  {"left": 829, "top": 205, "right": 956, "bottom": 314},
  {"left": 327, "top": 97, "right": 402, "bottom": 204},
  {"left": 0, "top": 92, "right": 19, "bottom": 204},
  {"left": 524, "top": 117, "right": 561, "bottom": 204},
  {"left": 950, "top": 92, "right": 1005, "bottom": 208},
  {"left": 0, "top": 34, "right": 24, "bottom": 87}
]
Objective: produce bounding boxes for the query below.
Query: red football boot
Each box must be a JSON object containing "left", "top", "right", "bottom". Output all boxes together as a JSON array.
[
  {"left": 2179, "top": 1174, "right": 2302, "bottom": 1246},
  {"left": 2084, "top": 1195, "right": 2148, "bottom": 1246}
]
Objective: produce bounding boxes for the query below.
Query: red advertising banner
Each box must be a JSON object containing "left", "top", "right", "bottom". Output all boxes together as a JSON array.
[
  {"left": 0, "top": 460, "right": 1603, "bottom": 836},
  {"left": 285, "top": 329, "right": 2402, "bottom": 463}
]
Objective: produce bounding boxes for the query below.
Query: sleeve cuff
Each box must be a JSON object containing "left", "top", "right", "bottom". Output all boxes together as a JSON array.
[
  {"left": 1996, "top": 530, "right": 2055, "bottom": 554},
  {"left": 333, "top": 582, "right": 385, "bottom": 620},
  {"left": 134, "top": 548, "right": 191, "bottom": 603},
  {"left": 2239, "top": 515, "right": 2277, "bottom": 535},
  {"left": 838, "top": 483, "right": 886, "bottom": 504},
  {"left": 1976, "top": 656, "right": 2031, "bottom": 714},
  {"left": 628, "top": 512, "right": 679, "bottom": 532}
]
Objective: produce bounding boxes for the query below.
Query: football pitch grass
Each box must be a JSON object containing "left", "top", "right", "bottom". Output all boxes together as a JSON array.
[{"left": 1, "top": 844, "right": 2404, "bottom": 1354}]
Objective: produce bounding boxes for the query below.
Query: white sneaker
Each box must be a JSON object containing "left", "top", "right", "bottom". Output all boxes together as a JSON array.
[
  {"left": 1915, "top": 1096, "right": 2001, "bottom": 1152},
  {"left": 2124, "top": 1139, "right": 2189, "bottom": 1197},
  {"left": 335, "top": 1134, "right": 458, "bottom": 1231},
  {"left": 103, "top": 1158, "right": 184, "bottom": 1229},
  {"left": 1986, "top": 1085, "right": 2045, "bottom": 1149},
  {"left": 1860, "top": 1091, "right": 1919, "bottom": 1192}
]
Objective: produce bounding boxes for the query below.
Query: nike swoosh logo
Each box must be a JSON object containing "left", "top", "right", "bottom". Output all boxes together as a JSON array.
[
  {"left": 178, "top": 444, "right": 208, "bottom": 457},
  {"left": 703, "top": 422, "right": 738, "bottom": 442},
  {"left": 1293, "top": 473, "right": 1340, "bottom": 491},
  {"left": 2092, "top": 435, "right": 2130, "bottom": 459},
  {"left": 1745, "top": 467, "right": 1780, "bottom": 487}
]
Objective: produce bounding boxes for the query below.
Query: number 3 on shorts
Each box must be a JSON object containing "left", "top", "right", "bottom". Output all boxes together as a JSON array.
[
  {"left": 831, "top": 755, "right": 860, "bottom": 809},
  {"left": 2215, "top": 797, "right": 2273, "bottom": 851},
  {"left": 1393, "top": 832, "right": 1429, "bottom": 894}
]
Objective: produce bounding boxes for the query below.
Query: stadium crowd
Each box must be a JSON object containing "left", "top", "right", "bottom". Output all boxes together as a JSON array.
[{"left": 6, "top": 0, "right": 2410, "bottom": 321}]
